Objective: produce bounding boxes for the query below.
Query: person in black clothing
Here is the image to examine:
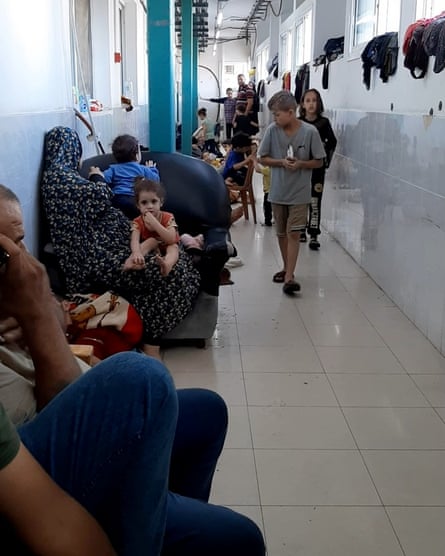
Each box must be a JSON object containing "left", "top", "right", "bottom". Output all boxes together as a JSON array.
[
  {"left": 298, "top": 88, "right": 337, "bottom": 250},
  {"left": 233, "top": 103, "right": 259, "bottom": 137}
]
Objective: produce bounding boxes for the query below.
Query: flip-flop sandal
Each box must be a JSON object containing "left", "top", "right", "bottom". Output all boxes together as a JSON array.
[
  {"left": 283, "top": 280, "right": 301, "bottom": 295},
  {"left": 272, "top": 270, "right": 286, "bottom": 283}
]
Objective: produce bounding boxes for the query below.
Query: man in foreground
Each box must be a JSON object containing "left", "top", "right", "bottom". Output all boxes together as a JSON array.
[{"left": 0, "top": 184, "right": 265, "bottom": 555}]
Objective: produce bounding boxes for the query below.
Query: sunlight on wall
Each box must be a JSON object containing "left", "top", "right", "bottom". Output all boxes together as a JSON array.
[{"left": 0, "top": 1, "right": 72, "bottom": 114}]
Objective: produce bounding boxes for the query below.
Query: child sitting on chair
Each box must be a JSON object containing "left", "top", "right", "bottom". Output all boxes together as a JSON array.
[
  {"left": 123, "top": 178, "right": 179, "bottom": 277},
  {"left": 222, "top": 132, "right": 254, "bottom": 187}
]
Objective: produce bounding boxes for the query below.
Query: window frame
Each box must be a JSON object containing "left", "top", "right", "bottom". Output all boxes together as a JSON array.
[
  {"left": 350, "top": 0, "right": 401, "bottom": 50},
  {"left": 416, "top": 0, "right": 445, "bottom": 18},
  {"left": 256, "top": 43, "right": 270, "bottom": 82},
  {"left": 70, "top": 0, "right": 94, "bottom": 104},
  {"left": 294, "top": 8, "right": 313, "bottom": 68}
]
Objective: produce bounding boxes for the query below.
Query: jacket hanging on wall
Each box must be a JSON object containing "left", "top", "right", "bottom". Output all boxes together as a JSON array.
[
  {"left": 294, "top": 64, "right": 310, "bottom": 102},
  {"left": 361, "top": 32, "right": 399, "bottom": 89},
  {"left": 403, "top": 21, "right": 429, "bottom": 78},
  {"left": 422, "top": 16, "right": 445, "bottom": 73},
  {"left": 321, "top": 36, "right": 344, "bottom": 89},
  {"left": 282, "top": 71, "right": 292, "bottom": 91}
]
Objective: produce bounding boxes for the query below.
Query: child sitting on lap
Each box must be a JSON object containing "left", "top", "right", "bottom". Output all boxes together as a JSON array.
[{"left": 123, "top": 178, "right": 179, "bottom": 277}]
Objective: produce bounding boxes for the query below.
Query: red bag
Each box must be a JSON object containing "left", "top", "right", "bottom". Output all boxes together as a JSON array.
[{"left": 66, "top": 292, "right": 143, "bottom": 359}]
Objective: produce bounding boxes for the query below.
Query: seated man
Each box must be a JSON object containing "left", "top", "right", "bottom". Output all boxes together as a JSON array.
[{"left": 0, "top": 185, "right": 265, "bottom": 555}]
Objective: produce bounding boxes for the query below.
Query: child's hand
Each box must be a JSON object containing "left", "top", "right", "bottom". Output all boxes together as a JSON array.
[
  {"left": 88, "top": 166, "right": 104, "bottom": 177},
  {"left": 283, "top": 158, "right": 298, "bottom": 171},
  {"left": 145, "top": 160, "right": 157, "bottom": 168},
  {"left": 142, "top": 211, "right": 157, "bottom": 229},
  {"left": 132, "top": 251, "right": 145, "bottom": 266}
]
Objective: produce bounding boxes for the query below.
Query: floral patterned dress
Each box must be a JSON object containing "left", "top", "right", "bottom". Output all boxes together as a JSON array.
[{"left": 41, "top": 127, "right": 200, "bottom": 342}]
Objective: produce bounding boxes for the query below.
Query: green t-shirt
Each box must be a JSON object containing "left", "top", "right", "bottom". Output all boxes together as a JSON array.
[{"left": 0, "top": 402, "right": 20, "bottom": 470}]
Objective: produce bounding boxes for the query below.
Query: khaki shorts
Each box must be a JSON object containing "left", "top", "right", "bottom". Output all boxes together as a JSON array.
[{"left": 272, "top": 203, "right": 308, "bottom": 236}]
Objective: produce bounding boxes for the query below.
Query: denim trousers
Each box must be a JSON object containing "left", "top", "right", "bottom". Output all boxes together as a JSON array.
[{"left": 16, "top": 352, "right": 264, "bottom": 556}]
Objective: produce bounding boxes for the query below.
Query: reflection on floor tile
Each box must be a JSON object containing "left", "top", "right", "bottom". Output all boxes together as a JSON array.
[{"left": 171, "top": 207, "right": 445, "bottom": 556}]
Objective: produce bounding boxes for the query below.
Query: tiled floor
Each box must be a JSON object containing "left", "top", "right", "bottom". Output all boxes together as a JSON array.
[{"left": 163, "top": 189, "right": 445, "bottom": 555}]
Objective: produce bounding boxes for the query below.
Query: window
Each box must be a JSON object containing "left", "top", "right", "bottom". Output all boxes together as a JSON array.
[
  {"left": 256, "top": 46, "right": 269, "bottom": 81},
  {"left": 294, "top": 10, "right": 312, "bottom": 67},
  {"left": 416, "top": 0, "right": 445, "bottom": 18},
  {"left": 352, "top": 0, "right": 401, "bottom": 47},
  {"left": 280, "top": 30, "right": 292, "bottom": 72},
  {"left": 71, "top": 0, "right": 93, "bottom": 101},
  {"left": 221, "top": 62, "right": 247, "bottom": 93}
]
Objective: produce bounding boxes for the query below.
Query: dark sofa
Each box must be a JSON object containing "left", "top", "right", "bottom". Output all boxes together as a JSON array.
[{"left": 41, "top": 150, "right": 231, "bottom": 345}]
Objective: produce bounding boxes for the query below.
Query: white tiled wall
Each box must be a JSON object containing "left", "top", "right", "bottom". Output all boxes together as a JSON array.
[{"left": 323, "top": 109, "right": 445, "bottom": 355}]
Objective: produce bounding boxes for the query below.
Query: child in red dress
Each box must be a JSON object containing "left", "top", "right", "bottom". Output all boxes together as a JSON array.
[{"left": 123, "top": 178, "right": 179, "bottom": 276}]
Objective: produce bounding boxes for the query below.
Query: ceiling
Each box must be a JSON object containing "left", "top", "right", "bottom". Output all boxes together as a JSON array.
[
  {"left": 175, "top": 0, "right": 266, "bottom": 51},
  {"left": 207, "top": 0, "right": 259, "bottom": 42}
]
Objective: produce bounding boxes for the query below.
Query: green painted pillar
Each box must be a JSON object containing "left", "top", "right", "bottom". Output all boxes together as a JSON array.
[
  {"left": 147, "top": 0, "right": 175, "bottom": 152},
  {"left": 192, "top": 37, "right": 198, "bottom": 119},
  {"left": 181, "top": 0, "right": 193, "bottom": 156}
]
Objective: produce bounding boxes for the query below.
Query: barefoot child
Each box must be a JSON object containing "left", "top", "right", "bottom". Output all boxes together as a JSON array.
[{"left": 123, "top": 178, "right": 179, "bottom": 277}]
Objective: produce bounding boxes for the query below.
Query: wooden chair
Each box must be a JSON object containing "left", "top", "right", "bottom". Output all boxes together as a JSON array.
[{"left": 227, "top": 161, "right": 257, "bottom": 223}]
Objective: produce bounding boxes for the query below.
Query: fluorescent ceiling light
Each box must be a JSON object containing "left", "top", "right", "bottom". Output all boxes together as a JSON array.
[
  {"left": 215, "top": 29, "right": 220, "bottom": 39},
  {"left": 216, "top": 10, "right": 223, "bottom": 26}
]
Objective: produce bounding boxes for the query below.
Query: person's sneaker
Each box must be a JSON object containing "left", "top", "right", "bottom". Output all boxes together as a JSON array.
[
  {"left": 225, "top": 256, "right": 244, "bottom": 268},
  {"left": 309, "top": 237, "right": 320, "bottom": 250},
  {"left": 299, "top": 232, "right": 307, "bottom": 243}
]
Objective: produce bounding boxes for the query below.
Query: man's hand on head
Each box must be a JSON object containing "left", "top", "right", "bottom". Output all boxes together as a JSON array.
[
  {"left": 0, "top": 234, "right": 53, "bottom": 324},
  {"left": 0, "top": 316, "right": 23, "bottom": 345}
]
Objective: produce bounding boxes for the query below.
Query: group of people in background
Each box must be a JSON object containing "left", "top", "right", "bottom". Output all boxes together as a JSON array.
[{"left": 197, "top": 73, "right": 259, "bottom": 151}]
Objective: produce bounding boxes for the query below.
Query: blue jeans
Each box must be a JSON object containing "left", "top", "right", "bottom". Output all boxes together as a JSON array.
[{"left": 17, "top": 352, "right": 264, "bottom": 555}]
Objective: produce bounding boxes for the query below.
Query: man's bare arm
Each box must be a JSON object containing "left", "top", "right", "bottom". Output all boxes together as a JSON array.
[
  {"left": 0, "top": 443, "right": 116, "bottom": 555},
  {"left": 0, "top": 235, "right": 81, "bottom": 410}
]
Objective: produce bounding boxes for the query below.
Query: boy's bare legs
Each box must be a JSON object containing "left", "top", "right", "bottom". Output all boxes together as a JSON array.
[
  {"left": 284, "top": 231, "right": 300, "bottom": 283},
  {"left": 156, "top": 244, "right": 179, "bottom": 277},
  {"left": 277, "top": 231, "right": 301, "bottom": 294}
]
